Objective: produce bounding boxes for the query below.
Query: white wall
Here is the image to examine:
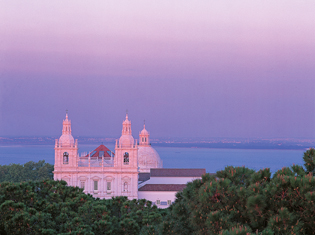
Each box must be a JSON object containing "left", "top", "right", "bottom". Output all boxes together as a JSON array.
[
  {"left": 143, "top": 176, "right": 200, "bottom": 184},
  {"left": 138, "top": 191, "right": 177, "bottom": 209}
]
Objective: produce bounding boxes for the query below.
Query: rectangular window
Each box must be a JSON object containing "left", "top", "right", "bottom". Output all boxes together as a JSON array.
[
  {"left": 123, "top": 182, "right": 128, "bottom": 192},
  {"left": 167, "top": 200, "right": 172, "bottom": 205},
  {"left": 156, "top": 200, "right": 160, "bottom": 205},
  {"left": 107, "top": 182, "right": 111, "bottom": 191},
  {"left": 80, "top": 181, "right": 85, "bottom": 190},
  {"left": 99, "top": 151, "right": 104, "bottom": 157},
  {"left": 94, "top": 181, "right": 98, "bottom": 191}
]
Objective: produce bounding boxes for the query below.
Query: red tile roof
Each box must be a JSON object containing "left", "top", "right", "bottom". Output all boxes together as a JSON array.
[
  {"left": 82, "top": 144, "right": 114, "bottom": 159},
  {"left": 150, "top": 168, "right": 206, "bottom": 177},
  {"left": 138, "top": 184, "right": 187, "bottom": 191}
]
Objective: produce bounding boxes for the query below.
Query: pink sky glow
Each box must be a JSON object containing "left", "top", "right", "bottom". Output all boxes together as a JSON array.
[{"left": 0, "top": 1, "right": 315, "bottom": 138}]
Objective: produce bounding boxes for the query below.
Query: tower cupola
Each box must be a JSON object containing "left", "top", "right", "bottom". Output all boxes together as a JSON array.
[
  {"left": 119, "top": 113, "right": 135, "bottom": 147},
  {"left": 58, "top": 112, "right": 75, "bottom": 147},
  {"left": 122, "top": 113, "right": 132, "bottom": 135},
  {"left": 62, "top": 113, "right": 72, "bottom": 135},
  {"left": 139, "top": 122, "right": 149, "bottom": 146}
]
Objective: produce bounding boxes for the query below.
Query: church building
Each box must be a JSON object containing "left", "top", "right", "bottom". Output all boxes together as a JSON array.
[{"left": 53, "top": 113, "right": 205, "bottom": 206}]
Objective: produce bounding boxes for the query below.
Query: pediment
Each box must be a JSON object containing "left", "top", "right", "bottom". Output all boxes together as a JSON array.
[
  {"left": 78, "top": 176, "right": 88, "bottom": 181},
  {"left": 105, "top": 176, "right": 115, "bottom": 181},
  {"left": 91, "top": 176, "right": 101, "bottom": 181},
  {"left": 122, "top": 176, "right": 131, "bottom": 182}
]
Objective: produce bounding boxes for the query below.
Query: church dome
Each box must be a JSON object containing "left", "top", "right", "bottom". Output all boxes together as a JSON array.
[
  {"left": 119, "top": 135, "right": 135, "bottom": 147},
  {"left": 138, "top": 146, "right": 163, "bottom": 173},
  {"left": 59, "top": 134, "right": 74, "bottom": 147}
]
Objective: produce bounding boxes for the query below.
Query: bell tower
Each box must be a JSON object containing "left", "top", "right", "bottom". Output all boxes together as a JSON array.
[
  {"left": 114, "top": 112, "right": 138, "bottom": 199},
  {"left": 54, "top": 112, "right": 78, "bottom": 182}
]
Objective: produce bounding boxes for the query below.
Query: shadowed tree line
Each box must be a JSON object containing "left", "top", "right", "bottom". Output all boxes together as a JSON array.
[
  {"left": 161, "top": 148, "right": 315, "bottom": 235},
  {"left": 0, "top": 160, "right": 54, "bottom": 183},
  {"left": 1, "top": 149, "right": 315, "bottom": 234},
  {"left": 0, "top": 180, "right": 162, "bottom": 234}
]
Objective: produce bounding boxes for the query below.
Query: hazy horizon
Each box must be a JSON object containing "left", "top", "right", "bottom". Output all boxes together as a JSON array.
[{"left": 1, "top": 1, "right": 315, "bottom": 139}]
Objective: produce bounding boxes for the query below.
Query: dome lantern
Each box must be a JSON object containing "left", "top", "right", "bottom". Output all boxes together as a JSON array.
[{"left": 139, "top": 121, "right": 149, "bottom": 146}]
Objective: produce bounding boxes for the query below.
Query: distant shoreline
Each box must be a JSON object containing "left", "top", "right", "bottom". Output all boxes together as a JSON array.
[
  {"left": 0, "top": 136, "right": 313, "bottom": 150},
  {"left": 153, "top": 142, "right": 310, "bottom": 150}
]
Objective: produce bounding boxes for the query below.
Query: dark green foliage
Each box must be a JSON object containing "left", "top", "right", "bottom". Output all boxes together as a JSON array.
[
  {"left": 219, "top": 225, "right": 253, "bottom": 235},
  {"left": 303, "top": 148, "right": 315, "bottom": 175},
  {"left": 0, "top": 160, "right": 54, "bottom": 183},
  {"left": 161, "top": 191, "right": 193, "bottom": 235},
  {"left": 1, "top": 149, "right": 315, "bottom": 234},
  {"left": 216, "top": 166, "right": 255, "bottom": 187},
  {"left": 0, "top": 180, "right": 163, "bottom": 235},
  {"left": 267, "top": 207, "right": 304, "bottom": 234},
  {"left": 163, "top": 150, "right": 315, "bottom": 234}
]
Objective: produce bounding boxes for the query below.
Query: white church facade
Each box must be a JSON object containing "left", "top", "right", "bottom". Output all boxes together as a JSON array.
[{"left": 53, "top": 113, "right": 205, "bottom": 207}]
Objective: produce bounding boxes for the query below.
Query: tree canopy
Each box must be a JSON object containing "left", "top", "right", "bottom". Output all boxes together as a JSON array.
[
  {"left": 162, "top": 149, "right": 315, "bottom": 234},
  {"left": 0, "top": 160, "right": 54, "bottom": 183},
  {"left": 0, "top": 180, "right": 162, "bottom": 235},
  {"left": 1, "top": 149, "right": 315, "bottom": 234}
]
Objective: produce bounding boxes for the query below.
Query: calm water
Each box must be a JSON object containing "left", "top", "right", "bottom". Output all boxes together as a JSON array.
[{"left": 0, "top": 144, "right": 306, "bottom": 173}]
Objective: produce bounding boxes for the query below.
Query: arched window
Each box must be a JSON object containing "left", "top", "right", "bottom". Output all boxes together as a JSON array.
[
  {"left": 123, "top": 152, "right": 129, "bottom": 165},
  {"left": 123, "top": 182, "right": 128, "bottom": 192},
  {"left": 63, "top": 152, "right": 69, "bottom": 164}
]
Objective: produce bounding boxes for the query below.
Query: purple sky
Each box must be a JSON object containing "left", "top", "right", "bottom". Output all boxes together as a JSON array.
[{"left": 0, "top": 1, "right": 315, "bottom": 139}]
